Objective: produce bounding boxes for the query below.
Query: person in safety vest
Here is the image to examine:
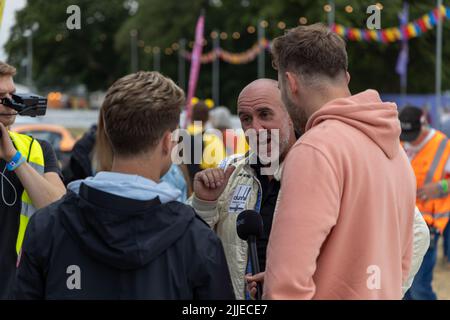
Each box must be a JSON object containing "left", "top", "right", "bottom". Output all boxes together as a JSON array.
[
  {"left": 400, "top": 105, "right": 450, "bottom": 300},
  {"left": 0, "top": 61, "right": 66, "bottom": 299},
  {"left": 185, "top": 101, "right": 226, "bottom": 182}
]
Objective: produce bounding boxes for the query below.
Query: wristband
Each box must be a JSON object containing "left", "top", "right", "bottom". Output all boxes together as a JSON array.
[
  {"left": 6, "top": 151, "right": 26, "bottom": 171},
  {"left": 440, "top": 179, "right": 449, "bottom": 194}
]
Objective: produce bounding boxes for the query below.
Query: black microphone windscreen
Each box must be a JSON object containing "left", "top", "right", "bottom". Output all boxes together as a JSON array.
[{"left": 236, "top": 210, "right": 263, "bottom": 241}]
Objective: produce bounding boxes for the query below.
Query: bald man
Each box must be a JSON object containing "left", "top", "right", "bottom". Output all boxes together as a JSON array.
[{"left": 187, "top": 79, "right": 297, "bottom": 299}]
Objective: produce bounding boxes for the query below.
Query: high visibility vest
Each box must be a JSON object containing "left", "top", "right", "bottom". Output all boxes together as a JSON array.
[
  {"left": 411, "top": 130, "right": 450, "bottom": 233},
  {"left": 8, "top": 131, "right": 45, "bottom": 254}
]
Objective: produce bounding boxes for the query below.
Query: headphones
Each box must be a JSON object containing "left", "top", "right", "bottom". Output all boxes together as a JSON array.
[{"left": 0, "top": 164, "right": 17, "bottom": 207}]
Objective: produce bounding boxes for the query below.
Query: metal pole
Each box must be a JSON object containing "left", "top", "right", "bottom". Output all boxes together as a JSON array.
[
  {"left": 257, "top": 21, "right": 265, "bottom": 79},
  {"left": 27, "top": 33, "right": 33, "bottom": 88},
  {"left": 178, "top": 38, "right": 186, "bottom": 91},
  {"left": 328, "top": 0, "right": 335, "bottom": 27},
  {"left": 400, "top": 66, "right": 408, "bottom": 107},
  {"left": 212, "top": 31, "right": 220, "bottom": 106},
  {"left": 435, "top": 0, "right": 443, "bottom": 129},
  {"left": 153, "top": 50, "right": 161, "bottom": 72},
  {"left": 130, "top": 30, "right": 138, "bottom": 72}
]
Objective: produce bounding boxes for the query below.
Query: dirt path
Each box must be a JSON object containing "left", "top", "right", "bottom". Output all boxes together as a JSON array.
[{"left": 433, "top": 238, "right": 450, "bottom": 300}]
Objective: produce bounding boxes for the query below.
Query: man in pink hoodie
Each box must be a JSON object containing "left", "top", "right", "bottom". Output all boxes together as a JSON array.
[{"left": 260, "top": 23, "right": 416, "bottom": 299}]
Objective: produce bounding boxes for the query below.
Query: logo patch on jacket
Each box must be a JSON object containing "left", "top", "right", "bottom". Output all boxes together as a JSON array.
[{"left": 228, "top": 185, "right": 252, "bottom": 213}]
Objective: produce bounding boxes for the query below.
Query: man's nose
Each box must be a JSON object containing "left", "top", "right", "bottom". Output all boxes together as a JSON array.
[
  {"left": 251, "top": 119, "right": 265, "bottom": 131},
  {"left": 3, "top": 92, "right": 12, "bottom": 100}
]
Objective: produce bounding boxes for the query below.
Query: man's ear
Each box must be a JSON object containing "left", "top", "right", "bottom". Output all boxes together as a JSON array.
[
  {"left": 286, "top": 71, "right": 299, "bottom": 96},
  {"left": 346, "top": 71, "right": 351, "bottom": 84},
  {"left": 161, "top": 131, "right": 173, "bottom": 156}
]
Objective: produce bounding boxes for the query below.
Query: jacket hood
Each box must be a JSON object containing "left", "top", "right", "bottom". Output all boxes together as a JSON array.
[
  {"left": 306, "top": 89, "right": 401, "bottom": 159},
  {"left": 67, "top": 171, "right": 181, "bottom": 203},
  {"left": 60, "top": 181, "right": 194, "bottom": 270}
]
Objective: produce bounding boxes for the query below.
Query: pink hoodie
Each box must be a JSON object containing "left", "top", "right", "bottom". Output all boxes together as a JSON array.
[{"left": 264, "top": 90, "right": 416, "bottom": 300}]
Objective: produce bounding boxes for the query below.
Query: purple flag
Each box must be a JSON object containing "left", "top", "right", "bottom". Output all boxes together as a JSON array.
[{"left": 396, "top": 2, "right": 409, "bottom": 81}]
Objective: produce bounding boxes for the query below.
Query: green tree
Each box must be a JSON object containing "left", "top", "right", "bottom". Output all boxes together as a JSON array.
[{"left": 5, "top": 0, "right": 129, "bottom": 91}]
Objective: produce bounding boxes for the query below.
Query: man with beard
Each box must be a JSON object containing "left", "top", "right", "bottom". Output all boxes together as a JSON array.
[
  {"left": 188, "top": 78, "right": 297, "bottom": 299},
  {"left": 260, "top": 23, "right": 420, "bottom": 299}
]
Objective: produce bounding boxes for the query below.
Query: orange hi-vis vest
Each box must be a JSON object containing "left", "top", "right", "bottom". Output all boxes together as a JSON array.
[{"left": 411, "top": 130, "right": 450, "bottom": 233}]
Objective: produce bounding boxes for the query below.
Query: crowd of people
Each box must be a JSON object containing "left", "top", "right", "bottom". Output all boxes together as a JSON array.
[{"left": 0, "top": 23, "right": 448, "bottom": 300}]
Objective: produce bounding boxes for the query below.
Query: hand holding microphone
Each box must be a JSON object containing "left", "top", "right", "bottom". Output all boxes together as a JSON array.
[{"left": 236, "top": 209, "right": 264, "bottom": 300}]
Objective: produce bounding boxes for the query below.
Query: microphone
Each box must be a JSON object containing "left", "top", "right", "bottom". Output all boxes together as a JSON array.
[{"left": 236, "top": 210, "right": 263, "bottom": 300}]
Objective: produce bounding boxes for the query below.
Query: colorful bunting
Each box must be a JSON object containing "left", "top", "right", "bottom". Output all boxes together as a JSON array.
[
  {"left": 332, "top": 5, "right": 449, "bottom": 43},
  {"left": 184, "top": 38, "right": 270, "bottom": 65},
  {"left": 183, "top": 5, "right": 449, "bottom": 65}
]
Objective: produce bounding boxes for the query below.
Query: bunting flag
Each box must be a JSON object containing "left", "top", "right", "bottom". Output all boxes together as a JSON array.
[
  {"left": 182, "top": 5, "right": 449, "bottom": 65},
  {"left": 332, "top": 5, "right": 449, "bottom": 43},
  {"left": 0, "top": 0, "right": 6, "bottom": 29},
  {"left": 184, "top": 38, "right": 270, "bottom": 65}
]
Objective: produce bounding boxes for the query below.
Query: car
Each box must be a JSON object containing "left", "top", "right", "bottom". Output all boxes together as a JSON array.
[{"left": 11, "top": 124, "right": 77, "bottom": 168}]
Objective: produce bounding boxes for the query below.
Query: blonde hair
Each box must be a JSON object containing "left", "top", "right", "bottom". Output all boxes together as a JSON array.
[{"left": 0, "top": 61, "right": 16, "bottom": 77}]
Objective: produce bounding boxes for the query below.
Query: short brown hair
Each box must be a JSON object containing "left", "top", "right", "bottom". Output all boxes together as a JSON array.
[
  {"left": 0, "top": 61, "right": 17, "bottom": 77},
  {"left": 272, "top": 23, "right": 347, "bottom": 80},
  {"left": 102, "top": 71, "right": 184, "bottom": 156},
  {"left": 95, "top": 107, "right": 113, "bottom": 171}
]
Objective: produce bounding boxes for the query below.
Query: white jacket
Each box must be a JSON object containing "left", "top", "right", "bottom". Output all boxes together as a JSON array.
[
  {"left": 402, "top": 207, "right": 430, "bottom": 295},
  {"left": 188, "top": 153, "right": 278, "bottom": 299}
]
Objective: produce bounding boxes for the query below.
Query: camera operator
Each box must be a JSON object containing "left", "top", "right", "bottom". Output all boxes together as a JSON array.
[{"left": 0, "top": 61, "right": 66, "bottom": 299}]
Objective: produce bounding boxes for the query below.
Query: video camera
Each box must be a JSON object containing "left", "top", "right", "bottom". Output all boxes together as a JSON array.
[{"left": 1, "top": 93, "right": 47, "bottom": 117}]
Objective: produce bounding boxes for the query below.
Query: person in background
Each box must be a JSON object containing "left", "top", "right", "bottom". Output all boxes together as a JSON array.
[
  {"left": 161, "top": 162, "right": 188, "bottom": 203},
  {"left": 210, "top": 106, "right": 248, "bottom": 156},
  {"left": 399, "top": 105, "right": 450, "bottom": 300},
  {"left": 185, "top": 101, "right": 226, "bottom": 181},
  {"left": 62, "top": 124, "right": 97, "bottom": 185},
  {"left": 444, "top": 223, "right": 450, "bottom": 265}
]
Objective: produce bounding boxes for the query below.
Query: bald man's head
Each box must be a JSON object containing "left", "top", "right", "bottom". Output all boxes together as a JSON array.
[
  {"left": 237, "top": 78, "right": 296, "bottom": 164},
  {"left": 238, "top": 79, "right": 279, "bottom": 104}
]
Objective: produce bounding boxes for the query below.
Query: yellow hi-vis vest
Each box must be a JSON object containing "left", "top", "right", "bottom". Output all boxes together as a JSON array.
[{"left": 8, "top": 131, "right": 45, "bottom": 254}]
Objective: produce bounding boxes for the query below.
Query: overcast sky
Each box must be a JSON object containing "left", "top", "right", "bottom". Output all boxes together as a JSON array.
[{"left": 0, "top": 0, "right": 27, "bottom": 61}]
